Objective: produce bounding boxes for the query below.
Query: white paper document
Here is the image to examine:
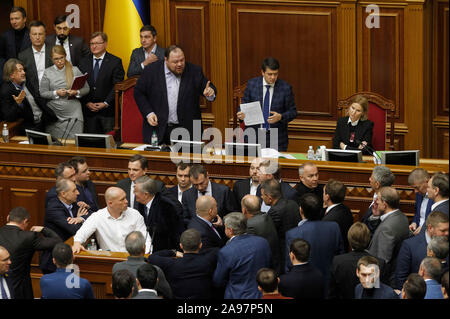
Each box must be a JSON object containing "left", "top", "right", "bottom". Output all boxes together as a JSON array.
[{"left": 240, "top": 102, "right": 264, "bottom": 126}]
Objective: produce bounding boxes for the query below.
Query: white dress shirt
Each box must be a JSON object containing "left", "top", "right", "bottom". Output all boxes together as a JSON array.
[
  {"left": 380, "top": 209, "right": 399, "bottom": 222},
  {"left": 325, "top": 203, "right": 340, "bottom": 215},
  {"left": 250, "top": 180, "right": 258, "bottom": 196},
  {"left": 56, "top": 37, "right": 72, "bottom": 63},
  {"left": 418, "top": 193, "right": 430, "bottom": 227},
  {"left": 130, "top": 181, "right": 136, "bottom": 208},
  {"left": 197, "top": 181, "right": 212, "bottom": 197},
  {"left": 431, "top": 199, "right": 449, "bottom": 211},
  {"left": 33, "top": 44, "right": 46, "bottom": 84},
  {"left": 74, "top": 207, "right": 152, "bottom": 253},
  {"left": 140, "top": 44, "right": 158, "bottom": 70}
]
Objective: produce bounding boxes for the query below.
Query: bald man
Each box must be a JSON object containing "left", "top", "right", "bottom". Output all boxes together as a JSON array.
[
  {"left": 72, "top": 187, "right": 151, "bottom": 253},
  {"left": 187, "top": 196, "right": 226, "bottom": 250}
]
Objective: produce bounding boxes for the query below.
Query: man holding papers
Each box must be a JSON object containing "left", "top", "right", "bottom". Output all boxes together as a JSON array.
[{"left": 237, "top": 57, "right": 297, "bottom": 152}]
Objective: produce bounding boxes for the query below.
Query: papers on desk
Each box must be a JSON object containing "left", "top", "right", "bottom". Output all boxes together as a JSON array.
[
  {"left": 240, "top": 102, "right": 264, "bottom": 126},
  {"left": 261, "top": 148, "right": 296, "bottom": 159},
  {"left": 133, "top": 144, "right": 152, "bottom": 151},
  {"left": 19, "top": 140, "right": 29, "bottom": 144}
]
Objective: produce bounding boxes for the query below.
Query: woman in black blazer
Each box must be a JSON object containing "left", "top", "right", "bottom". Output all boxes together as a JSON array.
[{"left": 333, "top": 95, "right": 374, "bottom": 155}]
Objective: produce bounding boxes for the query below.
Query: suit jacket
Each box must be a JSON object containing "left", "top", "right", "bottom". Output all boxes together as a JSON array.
[
  {"left": 424, "top": 279, "right": 444, "bottom": 299},
  {"left": 294, "top": 182, "right": 324, "bottom": 210},
  {"left": 182, "top": 182, "right": 237, "bottom": 226},
  {"left": 134, "top": 59, "right": 217, "bottom": 144},
  {"left": 0, "top": 81, "right": 35, "bottom": 127},
  {"left": 267, "top": 198, "right": 301, "bottom": 273},
  {"left": 246, "top": 212, "right": 281, "bottom": 273},
  {"left": 79, "top": 52, "right": 125, "bottom": 118},
  {"left": 361, "top": 205, "right": 381, "bottom": 235},
  {"left": 147, "top": 248, "right": 219, "bottom": 299},
  {"left": 432, "top": 200, "right": 449, "bottom": 216},
  {"left": 213, "top": 234, "right": 271, "bottom": 299},
  {"left": 116, "top": 177, "right": 166, "bottom": 208},
  {"left": 78, "top": 180, "right": 99, "bottom": 212},
  {"left": 256, "top": 182, "right": 300, "bottom": 205},
  {"left": 140, "top": 192, "right": 184, "bottom": 251},
  {"left": 322, "top": 203, "right": 354, "bottom": 252},
  {"left": 241, "top": 76, "right": 297, "bottom": 152},
  {"left": 278, "top": 263, "right": 325, "bottom": 299},
  {"left": 127, "top": 45, "right": 165, "bottom": 77},
  {"left": 187, "top": 215, "right": 226, "bottom": 250},
  {"left": 0, "top": 27, "right": 31, "bottom": 66},
  {"left": 354, "top": 283, "right": 399, "bottom": 299},
  {"left": 40, "top": 268, "right": 94, "bottom": 299},
  {"left": 0, "top": 225, "right": 61, "bottom": 299},
  {"left": 328, "top": 250, "right": 387, "bottom": 299},
  {"left": 368, "top": 210, "right": 410, "bottom": 286},
  {"left": 232, "top": 178, "right": 252, "bottom": 210},
  {"left": 332, "top": 116, "right": 374, "bottom": 154},
  {"left": 411, "top": 193, "right": 434, "bottom": 226},
  {"left": 285, "top": 220, "right": 344, "bottom": 286},
  {"left": 395, "top": 229, "right": 427, "bottom": 289},
  {"left": 112, "top": 256, "right": 173, "bottom": 299},
  {"left": 45, "top": 34, "right": 90, "bottom": 67},
  {"left": 132, "top": 290, "right": 160, "bottom": 299}
]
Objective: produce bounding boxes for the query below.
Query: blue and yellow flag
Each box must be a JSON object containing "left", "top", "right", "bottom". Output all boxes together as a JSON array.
[{"left": 103, "top": 0, "right": 149, "bottom": 77}]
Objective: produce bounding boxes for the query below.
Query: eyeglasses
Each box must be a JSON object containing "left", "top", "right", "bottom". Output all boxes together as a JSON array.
[{"left": 90, "top": 42, "right": 105, "bottom": 46}]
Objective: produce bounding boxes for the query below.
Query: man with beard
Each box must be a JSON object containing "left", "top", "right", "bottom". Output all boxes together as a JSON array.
[{"left": 45, "top": 14, "right": 89, "bottom": 67}]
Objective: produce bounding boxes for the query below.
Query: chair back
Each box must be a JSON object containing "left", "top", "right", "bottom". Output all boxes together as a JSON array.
[{"left": 114, "top": 77, "right": 142, "bottom": 143}]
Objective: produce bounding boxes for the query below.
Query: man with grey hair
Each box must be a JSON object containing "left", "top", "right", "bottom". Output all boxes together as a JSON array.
[
  {"left": 368, "top": 186, "right": 409, "bottom": 286},
  {"left": 419, "top": 256, "right": 444, "bottom": 299},
  {"left": 295, "top": 162, "right": 323, "bottom": 208},
  {"left": 362, "top": 165, "right": 396, "bottom": 234},
  {"left": 427, "top": 236, "right": 449, "bottom": 277},
  {"left": 112, "top": 231, "right": 172, "bottom": 299},
  {"left": 213, "top": 212, "right": 271, "bottom": 299},
  {"left": 134, "top": 175, "right": 183, "bottom": 252},
  {"left": 408, "top": 168, "right": 433, "bottom": 235}
]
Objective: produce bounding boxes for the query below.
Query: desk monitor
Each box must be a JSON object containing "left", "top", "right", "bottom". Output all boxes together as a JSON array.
[
  {"left": 75, "top": 134, "right": 115, "bottom": 149},
  {"left": 170, "top": 139, "right": 205, "bottom": 154},
  {"left": 380, "top": 150, "right": 419, "bottom": 166},
  {"left": 25, "top": 129, "right": 52, "bottom": 145},
  {"left": 325, "top": 149, "right": 363, "bottom": 163},
  {"left": 224, "top": 142, "right": 262, "bottom": 158}
]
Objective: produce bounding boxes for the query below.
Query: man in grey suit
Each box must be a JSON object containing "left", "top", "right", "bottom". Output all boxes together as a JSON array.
[
  {"left": 427, "top": 172, "right": 449, "bottom": 216},
  {"left": 112, "top": 231, "right": 172, "bottom": 299},
  {"left": 241, "top": 194, "right": 280, "bottom": 274},
  {"left": 45, "top": 15, "right": 90, "bottom": 67},
  {"left": 127, "top": 25, "right": 165, "bottom": 77},
  {"left": 368, "top": 186, "right": 410, "bottom": 286},
  {"left": 133, "top": 263, "right": 161, "bottom": 299}
]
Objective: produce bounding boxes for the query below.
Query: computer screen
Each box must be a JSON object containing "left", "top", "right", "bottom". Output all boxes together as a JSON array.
[
  {"left": 75, "top": 134, "right": 115, "bottom": 149},
  {"left": 380, "top": 150, "right": 419, "bottom": 166},
  {"left": 25, "top": 129, "right": 52, "bottom": 145},
  {"left": 325, "top": 149, "right": 363, "bottom": 163},
  {"left": 224, "top": 142, "right": 262, "bottom": 158}
]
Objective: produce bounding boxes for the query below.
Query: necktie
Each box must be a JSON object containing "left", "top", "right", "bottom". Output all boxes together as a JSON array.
[
  {"left": 68, "top": 205, "right": 74, "bottom": 218},
  {"left": 93, "top": 58, "right": 101, "bottom": 83},
  {"left": 263, "top": 85, "right": 271, "bottom": 130},
  {"left": 0, "top": 276, "right": 10, "bottom": 299},
  {"left": 59, "top": 39, "right": 65, "bottom": 47},
  {"left": 200, "top": 191, "right": 206, "bottom": 196}
]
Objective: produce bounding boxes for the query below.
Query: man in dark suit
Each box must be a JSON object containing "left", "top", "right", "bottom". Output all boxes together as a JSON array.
[
  {"left": 260, "top": 179, "right": 300, "bottom": 273},
  {"left": 295, "top": 162, "right": 324, "bottom": 210},
  {"left": 213, "top": 213, "right": 271, "bottom": 299},
  {"left": 134, "top": 45, "right": 216, "bottom": 144},
  {"left": 68, "top": 156, "right": 99, "bottom": 212},
  {"left": 322, "top": 179, "right": 354, "bottom": 252},
  {"left": 167, "top": 161, "right": 192, "bottom": 203},
  {"left": 0, "top": 7, "right": 31, "bottom": 79},
  {"left": 17, "top": 20, "right": 57, "bottom": 130},
  {"left": 79, "top": 31, "right": 124, "bottom": 134},
  {"left": 133, "top": 264, "right": 160, "bottom": 299},
  {"left": 187, "top": 196, "right": 226, "bottom": 250},
  {"left": 45, "top": 15, "right": 90, "bottom": 67},
  {"left": 182, "top": 164, "right": 236, "bottom": 226},
  {"left": 116, "top": 154, "right": 166, "bottom": 210},
  {"left": 127, "top": 25, "right": 165, "bottom": 77},
  {"left": 354, "top": 256, "right": 398, "bottom": 299},
  {"left": 285, "top": 193, "right": 344, "bottom": 286},
  {"left": 0, "top": 246, "right": 13, "bottom": 299},
  {"left": 361, "top": 165, "right": 395, "bottom": 234},
  {"left": 134, "top": 176, "right": 184, "bottom": 251},
  {"left": 328, "top": 222, "right": 387, "bottom": 299},
  {"left": 395, "top": 211, "right": 448, "bottom": 289},
  {"left": 147, "top": 228, "right": 219, "bottom": 299},
  {"left": 368, "top": 186, "right": 410, "bottom": 286},
  {"left": 408, "top": 168, "right": 434, "bottom": 235},
  {"left": 419, "top": 257, "right": 444, "bottom": 299},
  {"left": 242, "top": 194, "right": 280, "bottom": 273},
  {"left": 232, "top": 157, "right": 261, "bottom": 211},
  {"left": 427, "top": 172, "right": 449, "bottom": 216},
  {"left": 0, "top": 207, "right": 61, "bottom": 299},
  {"left": 40, "top": 243, "right": 94, "bottom": 299},
  {"left": 237, "top": 57, "right": 297, "bottom": 152},
  {"left": 279, "top": 238, "right": 325, "bottom": 299}
]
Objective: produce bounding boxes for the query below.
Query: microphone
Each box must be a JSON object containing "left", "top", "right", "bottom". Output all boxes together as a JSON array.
[
  {"left": 356, "top": 139, "right": 381, "bottom": 163},
  {"left": 63, "top": 118, "right": 78, "bottom": 146},
  {"left": 57, "top": 118, "right": 72, "bottom": 145}
]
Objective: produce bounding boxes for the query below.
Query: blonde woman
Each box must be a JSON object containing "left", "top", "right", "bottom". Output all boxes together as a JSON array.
[
  {"left": 332, "top": 95, "right": 374, "bottom": 154},
  {"left": 40, "top": 45, "right": 89, "bottom": 138}
]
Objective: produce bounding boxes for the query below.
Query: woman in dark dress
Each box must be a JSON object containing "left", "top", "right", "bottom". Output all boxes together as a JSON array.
[{"left": 333, "top": 95, "right": 374, "bottom": 155}]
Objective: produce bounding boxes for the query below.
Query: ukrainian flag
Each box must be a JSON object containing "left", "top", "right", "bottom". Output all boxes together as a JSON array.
[{"left": 103, "top": 0, "right": 150, "bottom": 77}]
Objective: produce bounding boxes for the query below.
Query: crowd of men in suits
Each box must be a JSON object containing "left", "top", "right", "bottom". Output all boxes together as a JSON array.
[{"left": 0, "top": 152, "right": 448, "bottom": 299}]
